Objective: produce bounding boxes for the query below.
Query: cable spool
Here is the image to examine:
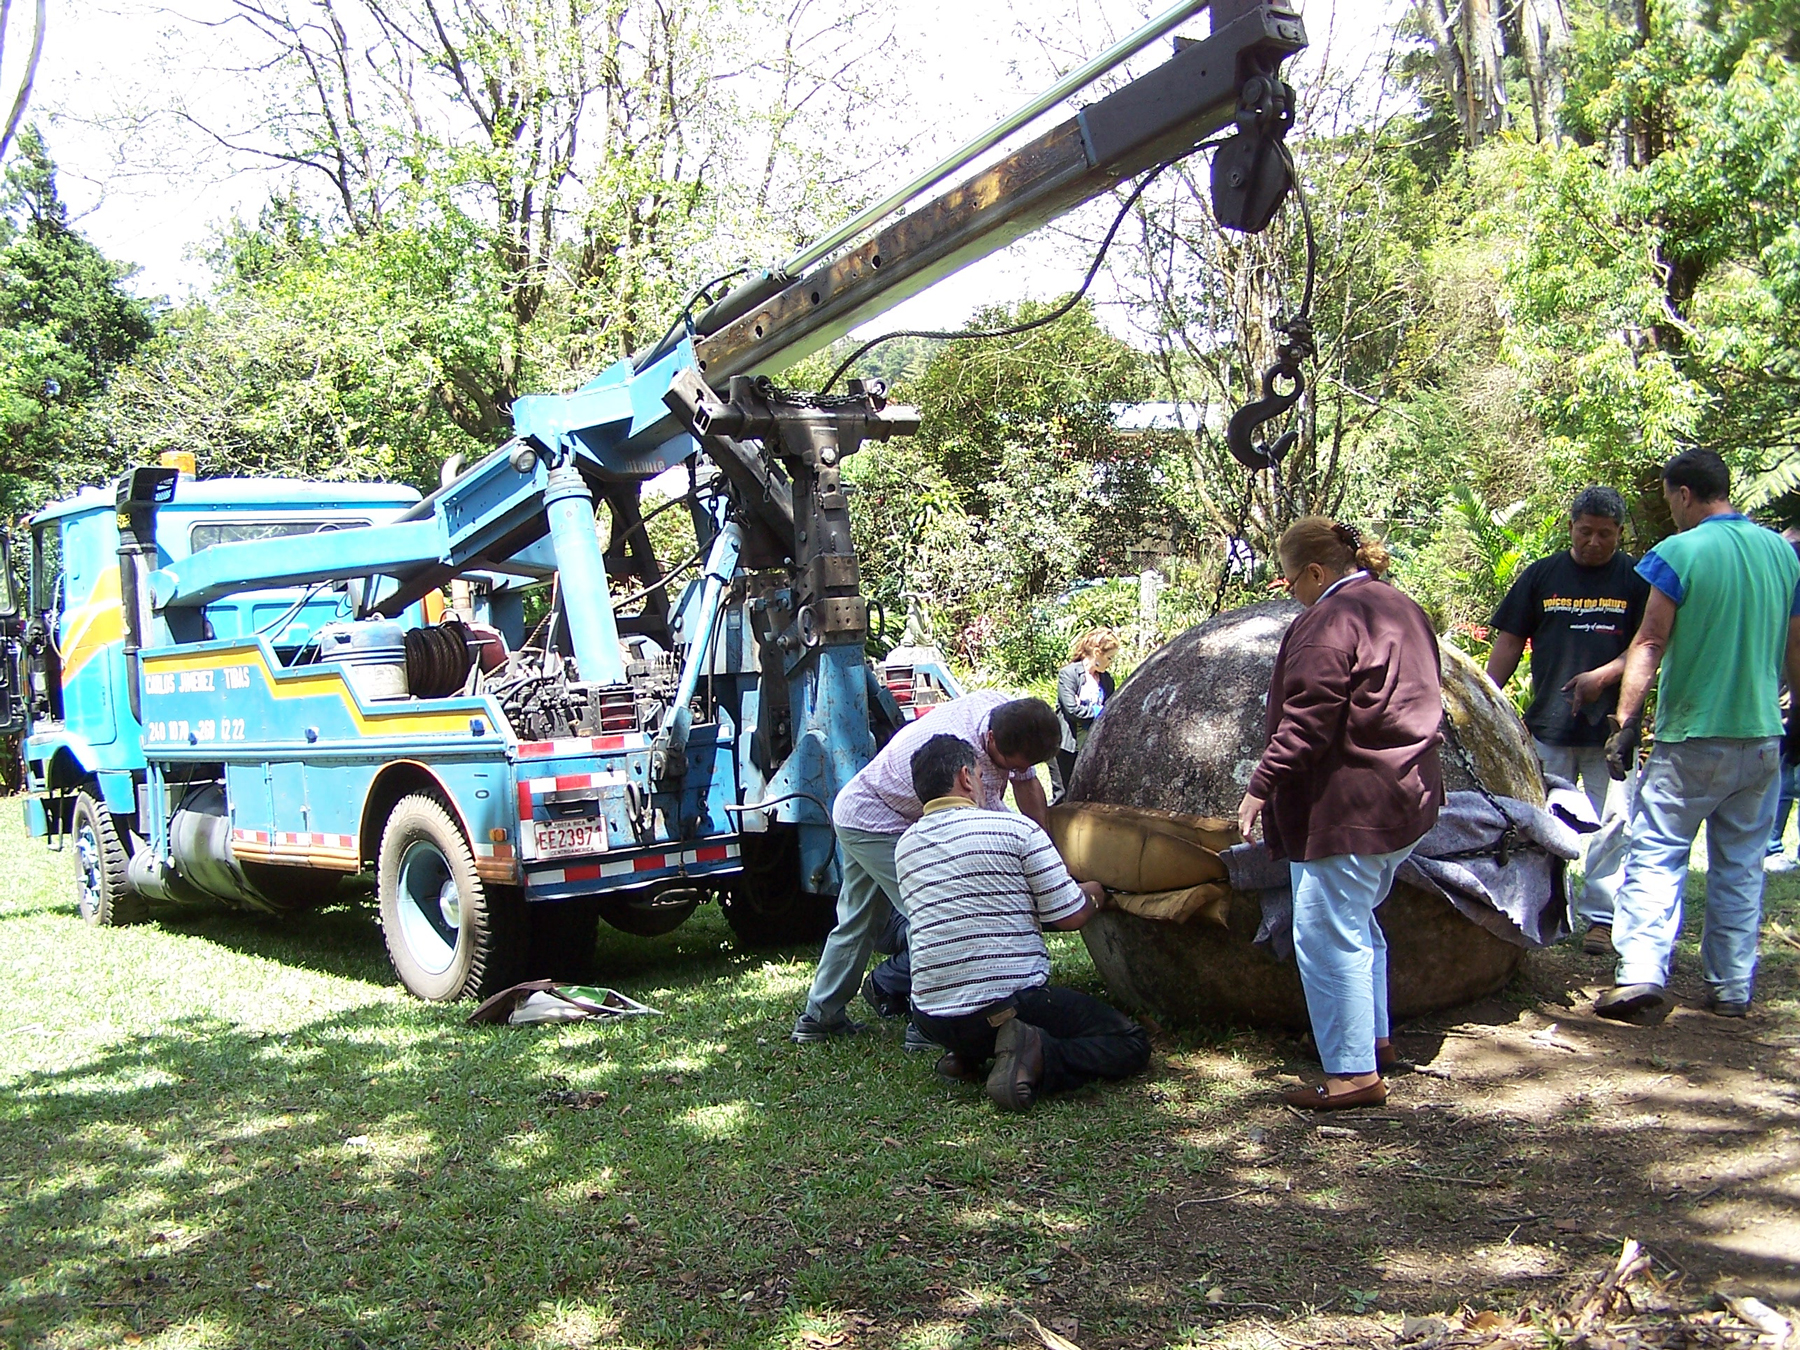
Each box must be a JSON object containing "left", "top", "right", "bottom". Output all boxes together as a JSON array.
[{"left": 405, "top": 621, "right": 476, "bottom": 699}]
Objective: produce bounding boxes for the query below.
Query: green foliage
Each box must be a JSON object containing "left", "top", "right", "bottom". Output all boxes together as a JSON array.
[
  {"left": 986, "top": 579, "right": 1143, "bottom": 686},
  {"left": 0, "top": 128, "right": 156, "bottom": 511},
  {"left": 844, "top": 300, "right": 1178, "bottom": 669},
  {"left": 100, "top": 201, "right": 508, "bottom": 489}
]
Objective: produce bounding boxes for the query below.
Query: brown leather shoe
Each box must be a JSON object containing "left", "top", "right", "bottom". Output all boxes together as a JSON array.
[
  {"left": 986, "top": 1019, "right": 1044, "bottom": 1111},
  {"left": 1283, "top": 1079, "right": 1388, "bottom": 1111},
  {"left": 935, "top": 1051, "right": 981, "bottom": 1084},
  {"left": 1583, "top": 923, "right": 1614, "bottom": 956}
]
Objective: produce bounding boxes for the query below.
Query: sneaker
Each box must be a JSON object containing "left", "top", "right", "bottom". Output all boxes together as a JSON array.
[
  {"left": 1764, "top": 855, "right": 1796, "bottom": 874},
  {"left": 790, "top": 1011, "right": 866, "bottom": 1044},
  {"left": 861, "top": 972, "right": 908, "bottom": 1020},
  {"left": 1594, "top": 983, "right": 1674, "bottom": 1026},
  {"left": 1582, "top": 923, "right": 1614, "bottom": 956},
  {"left": 902, "top": 1023, "right": 935, "bottom": 1052},
  {"left": 986, "top": 1019, "right": 1045, "bottom": 1112}
]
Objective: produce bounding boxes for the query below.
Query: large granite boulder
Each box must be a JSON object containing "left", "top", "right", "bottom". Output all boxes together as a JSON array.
[{"left": 1068, "top": 598, "right": 1541, "bottom": 1030}]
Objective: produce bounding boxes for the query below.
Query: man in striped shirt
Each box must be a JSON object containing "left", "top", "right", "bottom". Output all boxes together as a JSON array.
[
  {"left": 899, "top": 735, "right": 1152, "bottom": 1110},
  {"left": 789, "top": 691, "right": 1062, "bottom": 1043}
]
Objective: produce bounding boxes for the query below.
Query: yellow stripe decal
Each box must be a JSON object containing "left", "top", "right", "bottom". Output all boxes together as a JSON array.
[
  {"left": 142, "top": 642, "right": 481, "bottom": 739},
  {"left": 60, "top": 571, "right": 124, "bottom": 682}
]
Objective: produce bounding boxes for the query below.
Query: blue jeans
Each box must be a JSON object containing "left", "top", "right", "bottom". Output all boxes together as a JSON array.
[
  {"left": 1766, "top": 762, "right": 1799, "bottom": 856},
  {"left": 1534, "top": 738, "right": 1630, "bottom": 928},
  {"left": 1290, "top": 845, "right": 1416, "bottom": 1077},
  {"left": 803, "top": 827, "right": 906, "bottom": 1023},
  {"left": 1613, "top": 737, "right": 1780, "bottom": 1004}
]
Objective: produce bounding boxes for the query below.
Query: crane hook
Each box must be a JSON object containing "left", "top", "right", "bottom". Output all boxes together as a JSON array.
[{"left": 1226, "top": 315, "right": 1314, "bottom": 471}]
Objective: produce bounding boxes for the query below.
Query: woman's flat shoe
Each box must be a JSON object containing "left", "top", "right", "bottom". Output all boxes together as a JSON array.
[{"left": 1283, "top": 1080, "right": 1388, "bottom": 1111}]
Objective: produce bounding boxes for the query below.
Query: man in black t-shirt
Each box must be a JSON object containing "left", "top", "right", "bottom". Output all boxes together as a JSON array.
[{"left": 1488, "top": 486, "right": 1651, "bottom": 954}]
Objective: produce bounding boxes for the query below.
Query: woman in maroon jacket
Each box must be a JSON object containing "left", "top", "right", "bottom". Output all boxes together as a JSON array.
[{"left": 1237, "top": 517, "right": 1444, "bottom": 1110}]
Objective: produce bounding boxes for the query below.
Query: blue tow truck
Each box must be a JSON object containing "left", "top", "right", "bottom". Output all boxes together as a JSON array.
[{"left": 8, "top": 0, "right": 1307, "bottom": 999}]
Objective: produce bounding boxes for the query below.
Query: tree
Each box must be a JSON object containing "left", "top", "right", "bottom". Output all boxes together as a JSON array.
[
  {"left": 0, "top": 0, "right": 45, "bottom": 163},
  {"left": 0, "top": 127, "right": 155, "bottom": 508},
  {"left": 1413, "top": 0, "right": 1510, "bottom": 147},
  {"left": 100, "top": 197, "right": 501, "bottom": 486},
  {"left": 155, "top": 0, "right": 901, "bottom": 400},
  {"left": 840, "top": 300, "right": 1170, "bottom": 667}
]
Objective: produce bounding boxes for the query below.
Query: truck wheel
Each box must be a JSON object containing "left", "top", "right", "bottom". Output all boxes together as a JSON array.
[
  {"left": 720, "top": 828, "right": 837, "bottom": 947},
  {"left": 378, "top": 794, "right": 523, "bottom": 1001},
  {"left": 72, "top": 791, "right": 146, "bottom": 926}
]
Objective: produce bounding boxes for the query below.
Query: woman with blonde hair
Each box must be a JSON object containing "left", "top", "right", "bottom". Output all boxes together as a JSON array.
[
  {"left": 1237, "top": 518, "right": 1444, "bottom": 1110},
  {"left": 1051, "top": 628, "right": 1121, "bottom": 802}
]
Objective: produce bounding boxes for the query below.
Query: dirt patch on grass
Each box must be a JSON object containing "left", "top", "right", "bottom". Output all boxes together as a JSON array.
[{"left": 992, "top": 938, "right": 1800, "bottom": 1350}]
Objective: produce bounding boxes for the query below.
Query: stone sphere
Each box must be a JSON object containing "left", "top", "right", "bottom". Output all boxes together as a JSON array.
[{"left": 1068, "top": 598, "right": 1539, "bottom": 1031}]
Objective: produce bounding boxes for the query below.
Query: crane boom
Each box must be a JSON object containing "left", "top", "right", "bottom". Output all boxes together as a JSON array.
[{"left": 688, "top": 0, "right": 1305, "bottom": 381}]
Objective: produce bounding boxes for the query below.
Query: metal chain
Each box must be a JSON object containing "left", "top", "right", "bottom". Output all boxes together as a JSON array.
[
  {"left": 1440, "top": 711, "right": 1526, "bottom": 865},
  {"left": 1211, "top": 462, "right": 1260, "bottom": 615}
]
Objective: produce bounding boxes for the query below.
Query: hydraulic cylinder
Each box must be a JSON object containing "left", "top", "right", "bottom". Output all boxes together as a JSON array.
[{"left": 544, "top": 464, "right": 628, "bottom": 686}]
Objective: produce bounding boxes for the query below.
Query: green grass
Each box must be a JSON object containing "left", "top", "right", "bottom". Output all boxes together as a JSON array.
[
  {"left": 4, "top": 808, "right": 1797, "bottom": 1350},
  {"left": 0, "top": 816, "right": 1247, "bottom": 1350}
]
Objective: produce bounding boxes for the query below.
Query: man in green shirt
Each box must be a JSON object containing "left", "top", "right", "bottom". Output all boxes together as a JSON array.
[{"left": 1597, "top": 450, "right": 1800, "bottom": 1024}]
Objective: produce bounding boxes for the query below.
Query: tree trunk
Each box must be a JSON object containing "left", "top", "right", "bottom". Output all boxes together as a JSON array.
[
  {"left": 1418, "top": 0, "right": 1507, "bottom": 147},
  {"left": 1519, "top": 0, "right": 1571, "bottom": 142}
]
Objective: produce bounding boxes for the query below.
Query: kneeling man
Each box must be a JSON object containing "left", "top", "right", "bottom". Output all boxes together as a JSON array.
[{"left": 899, "top": 734, "right": 1151, "bottom": 1110}]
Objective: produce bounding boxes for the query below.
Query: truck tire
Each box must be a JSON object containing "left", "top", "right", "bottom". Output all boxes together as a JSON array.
[
  {"left": 377, "top": 794, "right": 523, "bottom": 1001},
  {"left": 72, "top": 790, "right": 146, "bottom": 926},
  {"left": 720, "top": 828, "right": 837, "bottom": 947},
  {"left": 598, "top": 884, "right": 702, "bottom": 939}
]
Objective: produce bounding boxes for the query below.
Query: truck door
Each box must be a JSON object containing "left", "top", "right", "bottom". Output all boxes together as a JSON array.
[
  {"left": 25, "top": 522, "right": 64, "bottom": 725},
  {"left": 0, "top": 532, "right": 24, "bottom": 736}
]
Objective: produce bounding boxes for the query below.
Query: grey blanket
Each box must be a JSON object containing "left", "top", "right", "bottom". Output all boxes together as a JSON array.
[{"left": 1225, "top": 790, "right": 1583, "bottom": 962}]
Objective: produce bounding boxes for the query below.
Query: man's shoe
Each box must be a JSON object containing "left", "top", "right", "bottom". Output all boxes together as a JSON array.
[
  {"left": 936, "top": 1051, "right": 981, "bottom": 1084},
  {"left": 790, "top": 1011, "right": 866, "bottom": 1044},
  {"left": 1707, "top": 994, "right": 1750, "bottom": 1018},
  {"left": 1594, "top": 983, "right": 1673, "bottom": 1026},
  {"left": 861, "top": 973, "right": 907, "bottom": 1020},
  {"left": 986, "top": 1019, "right": 1045, "bottom": 1111},
  {"left": 902, "top": 1023, "right": 935, "bottom": 1053},
  {"left": 1764, "top": 854, "right": 1796, "bottom": 874},
  {"left": 1284, "top": 1079, "right": 1388, "bottom": 1110},
  {"left": 1582, "top": 923, "right": 1614, "bottom": 956}
]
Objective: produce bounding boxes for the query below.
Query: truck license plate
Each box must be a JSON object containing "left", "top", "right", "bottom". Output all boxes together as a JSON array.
[{"left": 531, "top": 820, "right": 608, "bottom": 860}]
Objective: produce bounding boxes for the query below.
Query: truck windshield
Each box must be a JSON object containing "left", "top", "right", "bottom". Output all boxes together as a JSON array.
[{"left": 190, "top": 519, "right": 369, "bottom": 552}]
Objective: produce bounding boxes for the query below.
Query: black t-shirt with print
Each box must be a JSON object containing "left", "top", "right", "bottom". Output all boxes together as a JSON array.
[{"left": 1491, "top": 550, "right": 1651, "bottom": 746}]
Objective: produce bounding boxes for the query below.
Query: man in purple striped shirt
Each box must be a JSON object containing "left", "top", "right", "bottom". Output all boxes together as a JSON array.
[{"left": 899, "top": 735, "right": 1151, "bottom": 1110}]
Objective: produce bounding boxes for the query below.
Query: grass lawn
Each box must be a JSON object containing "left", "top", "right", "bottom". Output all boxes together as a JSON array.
[
  {"left": 0, "top": 811, "right": 1245, "bottom": 1350},
  {"left": 3, "top": 807, "right": 1797, "bottom": 1350}
]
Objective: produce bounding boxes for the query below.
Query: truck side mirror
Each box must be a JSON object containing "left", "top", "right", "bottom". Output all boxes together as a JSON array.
[{"left": 0, "top": 532, "right": 16, "bottom": 620}]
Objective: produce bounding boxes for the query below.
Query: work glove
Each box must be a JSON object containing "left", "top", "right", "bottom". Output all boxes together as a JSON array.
[{"left": 1605, "top": 713, "right": 1643, "bottom": 782}]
